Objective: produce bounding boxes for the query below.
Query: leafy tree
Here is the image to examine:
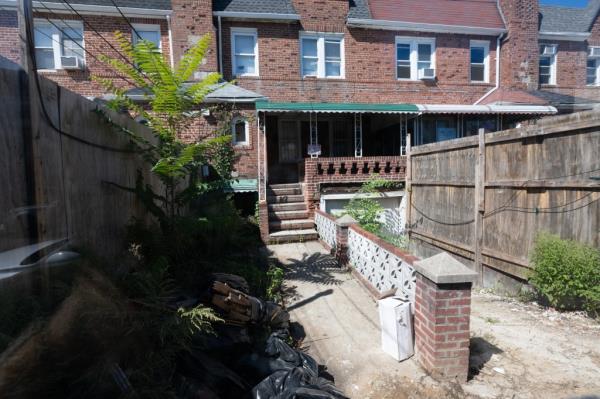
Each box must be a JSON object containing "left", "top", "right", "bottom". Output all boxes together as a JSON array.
[{"left": 94, "top": 32, "right": 234, "bottom": 227}]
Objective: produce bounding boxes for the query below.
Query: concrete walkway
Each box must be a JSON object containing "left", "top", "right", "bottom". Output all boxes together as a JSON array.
[{"left": 268, "top": 242, "right": 437, "bottom": 399}]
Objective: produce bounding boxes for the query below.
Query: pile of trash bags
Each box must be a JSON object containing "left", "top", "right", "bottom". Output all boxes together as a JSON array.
[
  {"left": 208, "top": 274, "right": 348, "bottom": 399},
  {"left": 252, "top": 331, "right": 348, "bottom": 399}
]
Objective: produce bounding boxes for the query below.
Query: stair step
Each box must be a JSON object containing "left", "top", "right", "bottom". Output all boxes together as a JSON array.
[
  {"left": 269, "top": 210, "right": 309, "bottom": 220},
  {"left": 268, "top": 202, "right": 307, "bottom": 212},
  {"left": 268, "top": 229, "right": 318, "bottom": 244},
  {"left": 269, "top": 219, "right": 314, "bottom": 231},
  {"left": 268, "top": 187, "right": 303, "bottom": 196},
  {"left": 268, "top": 183, "right": 302, "bottom": 190},
  {"left": 267, "top": 194, "right": 304, "bottom": 203}
]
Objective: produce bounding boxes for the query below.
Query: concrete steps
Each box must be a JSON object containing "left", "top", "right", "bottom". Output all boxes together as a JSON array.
[
  {"left": 269, "top": 228, "right": 318, "bottom": 244},
  {"left": 268, "top": 209, "right": 309, "bottom": 221},
  {"left": 268, "top": 202, "right": 306, "bottom": 212},
  {"left": 266, "top": 183, "right": 317, "bottom": 243},
  {"left": 269, "top": 218, "right": 314, "bottom": 231},
  {"left": 267, "top": 194, "right": 305, "bottom": 203}
]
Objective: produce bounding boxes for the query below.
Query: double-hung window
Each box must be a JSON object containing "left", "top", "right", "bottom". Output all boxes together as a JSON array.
[
  {"left": 34, "top": 20, "right": 84, "bottom": 70},
  {"left": 470, "top": 40, "right": 489, "bottom": 83},
  {"left": 587, "top": 47, "right": 600, "bottom": 85},
  {"left": 132, "top": 24, "right": 161, "bottom": 52},
  {"left": 300, "top": 33, "right": 344, "bottom": 78},
  {"left": 231, "top": 28, "right": 258, "bottom": 77},
  {"left": 395, "top": 37, "right": 435, "bottom": 80},
  {"left": 539, "top": 44, "right": 557, "bottom": 85}
]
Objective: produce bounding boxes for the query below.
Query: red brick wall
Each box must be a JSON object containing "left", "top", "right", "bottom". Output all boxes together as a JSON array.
[
  {"left": 0, "top": 10, "right": 20, "bottom": 64},
  {"left": 31, "top": 13, "right": 171, "bottom": 98},
  {"left": 170, "top": 0, "right": 218, "bottom": 73},
  {"left": 178, "top": 104, "right": 258, "bottom": 180},
  {"left": 221, "top": 20, "right": 498, "bottom": 104},
  {"left": 291, "top": 0, "right": 348, "bottom": 32},
  {"left": 414, "top": 273, "right": 472, "bottom": 381}
]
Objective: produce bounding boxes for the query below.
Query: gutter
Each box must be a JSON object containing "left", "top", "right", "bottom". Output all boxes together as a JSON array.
[
  {"left": 167, "top": 15, "right": 174, "bottom": 68},
  {"left": 539, "top": 31, "right": 591, "bottom": 42},
  {"left": 474, "top": 0, "right": 507, "bottom": 105},
  {"left": 0, "top": 0, "right": 173, "bottom": 18},
  {"left": 347, "top": 18, "right": 506, "bottom": 36},
  {"left": 218, "top": 15, "right": 223, "bottom": 74},
  {"left": 213, "top": 11, "right": 300, "bottom": 21}
]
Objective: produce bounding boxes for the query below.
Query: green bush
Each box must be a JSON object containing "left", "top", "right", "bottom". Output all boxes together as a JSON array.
[{"left": 529, "top": 232, "right": 600, "bottom": 316}]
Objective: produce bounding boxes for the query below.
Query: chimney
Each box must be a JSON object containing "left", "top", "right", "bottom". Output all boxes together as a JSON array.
[
  {"left": 170, "top": 0, "right": 218, "bottom": 76},
  {"left": 498, "top": 0, "right": 540, "bottom": 90}
]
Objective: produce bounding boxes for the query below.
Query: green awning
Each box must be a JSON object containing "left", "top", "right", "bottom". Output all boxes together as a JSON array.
[
  {"left": 255, "top": 101, "right": 418, "bottom": 114},
  {"left": 223, "top": 178, "right": 258, "bottom": 193}
]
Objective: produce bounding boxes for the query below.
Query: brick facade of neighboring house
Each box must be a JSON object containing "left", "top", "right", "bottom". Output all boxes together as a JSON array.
[{"left": 1, "top": 0, "right": 599, "bottom": 243}]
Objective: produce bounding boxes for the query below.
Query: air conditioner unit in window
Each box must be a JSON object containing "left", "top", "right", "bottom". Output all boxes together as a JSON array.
[
  {"left": 542, "top": 45, "right": 556, "bottom": 56},
  {"left": 589, "top": 47, "right": 600, "bottom": 57},
  {"left": 60, "top": 56, "right": 83, "bottom": 70},
  {"left": 418, "top": 68, "right": 436, "bottom": 80}
]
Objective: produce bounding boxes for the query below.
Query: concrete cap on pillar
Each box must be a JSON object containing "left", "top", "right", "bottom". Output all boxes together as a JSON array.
[
  {"left": 414, "top": 252, "right": 478, "bottom": 284},
  {"left": 336, "top": 214, "right": 357, "bottom": 227}
]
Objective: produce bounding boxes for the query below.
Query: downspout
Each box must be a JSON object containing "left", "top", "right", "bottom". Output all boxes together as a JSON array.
[
  {"left": 474, "top": 0, "right": 507, "bottom": 105},
  {"left": 218, "top": 15, "right": 223, "bottom": 74},
  {"left": 166, "top": 14, "right": 174, "bottom": 68}
]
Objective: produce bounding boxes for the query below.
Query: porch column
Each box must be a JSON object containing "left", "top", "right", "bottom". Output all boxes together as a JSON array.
[{"left": 354, "top": 113, "right": 363, "bottom": 157}]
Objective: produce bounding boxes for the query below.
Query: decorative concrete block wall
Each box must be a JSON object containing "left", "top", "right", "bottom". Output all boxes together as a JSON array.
[{"left": 413, "top": 252, "right": 477, "bottom": 382}]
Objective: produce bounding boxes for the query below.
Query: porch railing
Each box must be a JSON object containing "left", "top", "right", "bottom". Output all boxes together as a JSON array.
[{"left": 305, "top": 156, "right": 406, "bottom": 184}]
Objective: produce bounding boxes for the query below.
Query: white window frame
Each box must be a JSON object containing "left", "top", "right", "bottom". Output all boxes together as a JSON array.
[
  {"left": 33, "top": 19, "right": 85, "bottom": 71},
  {"left": 132, "top": 23, "right": 162, "bottom": 52},
  {"left": 539, "top": 44, "right": 557, "bottom": 86},
  {"left": 395, "top": 36, "right": 436, "bottom": 81},
  {"left": 231, "top": 27, "right": 259, "bottom": 77},
  {"left": 299, "top": 32, "right": 345, "bottom": 79},
  {"left": 587, "top": 47, "right": 600, "bottom": 86},
  {"left": 469, "top": 40, "right": 490, "bottom": 83},
  {"left": 231, "top": 116, "right": 250, "bottom": 146}
]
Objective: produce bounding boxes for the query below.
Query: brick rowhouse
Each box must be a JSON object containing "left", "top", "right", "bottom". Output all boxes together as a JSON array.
[{"left": 413, "top": 252, "right": 478, "bottom": 382}]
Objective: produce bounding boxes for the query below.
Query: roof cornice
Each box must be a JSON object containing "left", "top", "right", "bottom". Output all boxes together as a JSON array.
[
  {"left": 0, "top": 0, "right": 172, "bottom": 18},
  {"left": 539, "top": 31, "right": 591, "bottom": 42},
  {"left": 213, "top": 11, "right": 300, "bottom": 21},
  {"left": 347, "top": 18, "right": 507, "bottom": 36}
]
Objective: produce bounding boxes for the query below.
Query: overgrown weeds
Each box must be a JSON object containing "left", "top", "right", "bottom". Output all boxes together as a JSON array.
[{"left": 529, "top": 232, "right": 600, "bottom": 317}]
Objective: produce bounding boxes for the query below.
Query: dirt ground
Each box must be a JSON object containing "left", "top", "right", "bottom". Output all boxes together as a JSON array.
[{"left": 271, "top": 242, "right": 600, "bottom": 399}]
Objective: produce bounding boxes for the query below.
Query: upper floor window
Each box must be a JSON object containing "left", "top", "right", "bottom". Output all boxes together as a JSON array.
[
  {"left": 231, "top": 28, "right": 258, "bottom": 77},
  {"left": 300, "top": 33, "right": 344, "bottom": 79},
  {"left": 539, "top": 44, "right": 557, "bottom": 85},
  {"left": 470, "top": 41, "right": 489, "bottom": 83},
  {"left": 395, "top": 37, "right": 435, "bottom": 80},
  {"left": 232, "top": 117, "right": 249, "bottom": 146},
  {"left": 34, "top": 20, "right": 84, "bottom": 70},
  {"left": 587, "top": 47, "right": 600, "bottom": 85},
  {"left": 132, "top": 24, "right": 161, "bottom": 52}
]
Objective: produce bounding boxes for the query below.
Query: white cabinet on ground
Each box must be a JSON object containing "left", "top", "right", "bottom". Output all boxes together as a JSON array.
[{"left": 378, "top": 296, "right": 414, "bottom": 361}]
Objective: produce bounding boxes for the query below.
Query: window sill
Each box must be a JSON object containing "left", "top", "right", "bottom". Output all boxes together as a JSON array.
[
  {"left": 233, "top": 143, "right": 252, "bottom": 150},
  {"left": 234, "top": 74, "right": 259, "bottom": 78},
  {"left": 302, "top": 76, "right": 345, "bottom": 80}
]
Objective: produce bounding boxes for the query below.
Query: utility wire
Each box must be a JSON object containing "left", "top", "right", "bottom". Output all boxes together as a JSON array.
[{"left": 21, "top": 4, "right": 137, "bottom": 153}]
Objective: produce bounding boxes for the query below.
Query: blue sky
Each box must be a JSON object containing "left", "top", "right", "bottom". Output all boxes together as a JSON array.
[{"left": 540, "top": 0, "right": 588, "bottom": 7}]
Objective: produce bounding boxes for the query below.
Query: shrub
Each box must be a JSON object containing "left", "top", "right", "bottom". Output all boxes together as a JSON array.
[{"left": 529, "top": 232, "right": 600, "bottom": 316}]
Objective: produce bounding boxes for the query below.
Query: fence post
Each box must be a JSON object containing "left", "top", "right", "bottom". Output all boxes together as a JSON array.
[
  {"left": 334, "top": 214, "right": 357, "bottom": 268},
  {"left": 405, "top": 132, "right": 412, "bottom": 234},
  {"left": 473, "top": 128, "right": 485, "bottom": 286},
  {"left": 413, "top": 252, "right": 477, "bottom": 382}
]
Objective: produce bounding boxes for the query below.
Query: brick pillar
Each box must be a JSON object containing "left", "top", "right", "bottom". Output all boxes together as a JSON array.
[
  {"left": 413, "top": 252, "right": 477, "bottom": 382},
  {"left": 334, "top": 214, "right": 356, "bottom": 267},
  {"left": 258, "top": 200, "right": 269, "bottom": 243}
]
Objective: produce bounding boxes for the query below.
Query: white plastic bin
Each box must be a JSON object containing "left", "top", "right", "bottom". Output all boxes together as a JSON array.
[{"left": 378, "top": 296, "right": 414, "bottom": 361}]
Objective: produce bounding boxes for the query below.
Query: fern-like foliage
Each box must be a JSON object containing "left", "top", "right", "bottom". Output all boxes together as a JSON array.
[
  {"left": 177, "top": 305, "right": 223, "bottom": 336},
  {"left": 94, "top": 32, "right": 233, "bottom": 224}
]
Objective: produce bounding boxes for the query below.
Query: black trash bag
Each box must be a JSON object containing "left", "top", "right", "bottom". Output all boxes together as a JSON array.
[
  {"left": 250, "top": 298, "right": 290, "bottom": 330},
  {"left": 210, "top": 273, "right": 250, "bottom": 295},
  {"left": 252, "top": 367, "right": 348, "bottom": 399},
  {"left": 264, "top": 331, "right": 317, "bottom": 377}
]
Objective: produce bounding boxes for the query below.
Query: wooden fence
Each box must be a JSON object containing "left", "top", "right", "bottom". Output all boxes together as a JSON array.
[
  {"left": 0, "top": 56, "right": 161, "bottom": 258},
  {"left": 407, "top": 110, "right": 600, "bottom": 285}
]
